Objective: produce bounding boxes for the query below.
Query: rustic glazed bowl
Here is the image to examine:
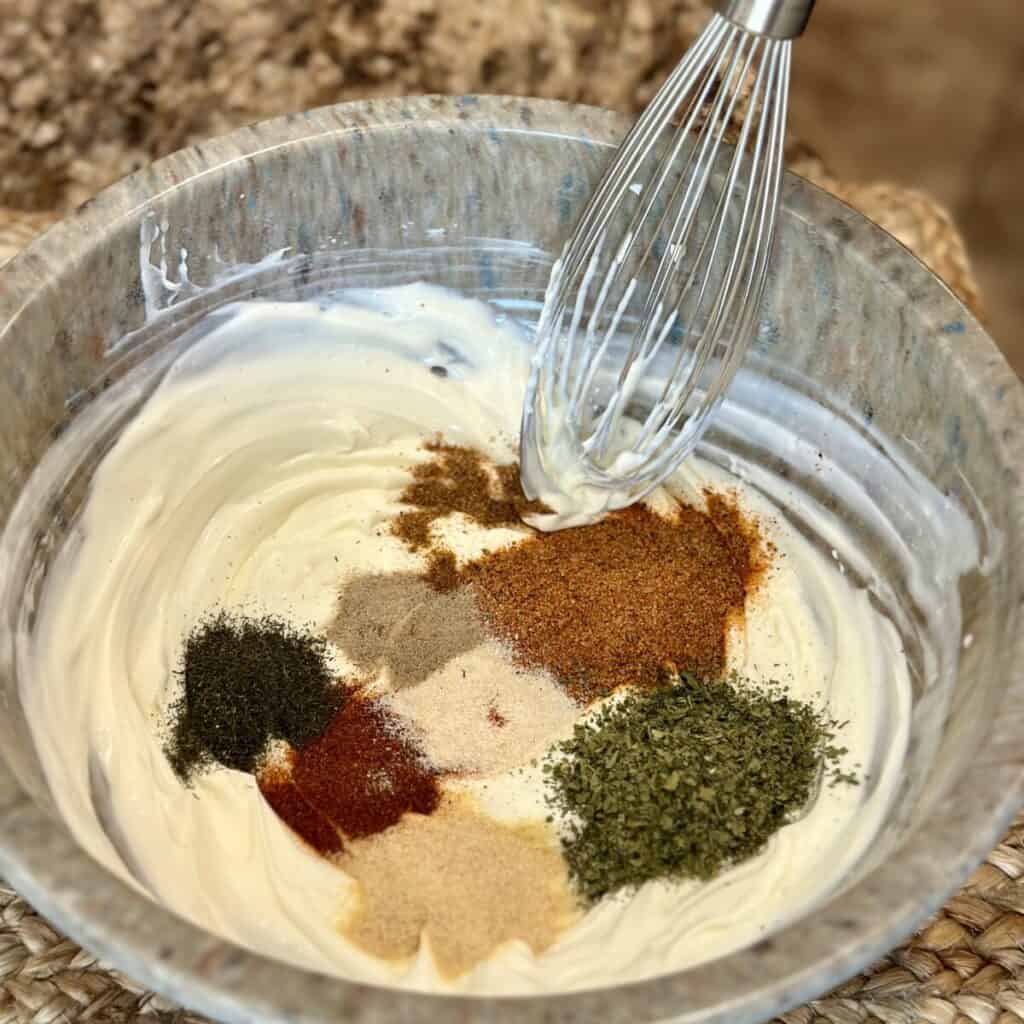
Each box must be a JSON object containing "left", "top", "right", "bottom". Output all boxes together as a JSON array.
[{"left": 0, "top": 97, "right": 1021, "bottom": 1024}]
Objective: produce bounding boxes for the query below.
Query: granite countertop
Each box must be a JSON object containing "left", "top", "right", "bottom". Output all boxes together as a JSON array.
[{"left": 0, "top": 0, "right": 981, "bottom": 310}]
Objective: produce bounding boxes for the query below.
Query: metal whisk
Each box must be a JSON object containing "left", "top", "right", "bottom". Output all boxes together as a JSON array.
[{"left": 520, "top": 0, "right": 815, "bottom": 528}]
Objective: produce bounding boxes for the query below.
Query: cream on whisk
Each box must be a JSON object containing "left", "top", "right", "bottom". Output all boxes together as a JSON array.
[{"left": 519, "top": 0, "right": 813, "bottom": 529}]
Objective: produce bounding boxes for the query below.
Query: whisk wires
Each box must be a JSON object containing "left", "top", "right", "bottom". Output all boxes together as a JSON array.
[{"left": 523, "top": 13, "right": 792, "bottom": 505}]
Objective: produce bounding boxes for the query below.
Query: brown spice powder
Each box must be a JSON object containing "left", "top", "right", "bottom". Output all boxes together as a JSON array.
[
  {"left": 461, "top": 500, "right": 759, "bottom": 702},
  {"left": 339, "top": 798, "right": 577, "bottom": 978},
  {"left": 385, "top": 440, "right": 767, "bottom": 703},
  {"left": 704, "top": 489, "right": 774, "bottom": 588},
  {"left": 391, "top": 439, "right": 546, "bottom": 551},
  {"left": 423, "top": 548, "right": 459, "bottom": 593}
]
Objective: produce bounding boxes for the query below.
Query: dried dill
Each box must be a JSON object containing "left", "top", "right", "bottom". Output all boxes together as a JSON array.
[
  {"left": 543, "top": 671, "right": 856, "bottom": 904},
  {"left": 164, "top": 611, "right": 344, "bottom": 782}
]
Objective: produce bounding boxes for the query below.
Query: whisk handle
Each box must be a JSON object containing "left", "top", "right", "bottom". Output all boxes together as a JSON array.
[{"left": 714, "top": 0, "right": 815, "bottom": 38}]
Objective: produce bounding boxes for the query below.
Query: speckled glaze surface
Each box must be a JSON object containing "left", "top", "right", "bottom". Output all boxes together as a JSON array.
[{"left": 0, "top": 96, "right": 1021, "bottom": 1024}]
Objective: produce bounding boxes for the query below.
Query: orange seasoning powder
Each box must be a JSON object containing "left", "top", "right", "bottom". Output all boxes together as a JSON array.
[
  {"left": 390, "top": 440, "right": 766, "bottom": 704},
  {"left": 461, "top": 497, "right": 760, "bottom": 702}
]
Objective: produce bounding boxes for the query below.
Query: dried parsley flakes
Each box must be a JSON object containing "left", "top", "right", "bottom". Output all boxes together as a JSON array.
[{"left": 543, "top": 672, "right": 856, "bottom": 903}]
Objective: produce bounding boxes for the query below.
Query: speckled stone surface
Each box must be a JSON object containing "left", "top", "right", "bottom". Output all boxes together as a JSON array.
[
  {"left": 0, "top": 2, "right": 982, "bottom": 314},
  {"left": 0, "top": 97, "right": 1021, "bottom": 1024}
]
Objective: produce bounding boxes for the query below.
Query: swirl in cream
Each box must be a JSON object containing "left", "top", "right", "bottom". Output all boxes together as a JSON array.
[{"left": 23, "top": 285, "right": 910, "bottom": 994}]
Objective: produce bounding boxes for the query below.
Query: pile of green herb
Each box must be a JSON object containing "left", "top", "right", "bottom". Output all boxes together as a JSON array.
[
  {"left": 543, "top": 672, "right": 855, "bottom": 903},
  {"left": 165, "top": 612, "right": 344, "bottom": 782}
]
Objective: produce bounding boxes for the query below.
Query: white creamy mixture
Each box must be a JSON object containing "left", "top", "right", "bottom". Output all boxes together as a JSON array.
[{"left": 23, "top": 285, "right": 910, "bottom": 995}]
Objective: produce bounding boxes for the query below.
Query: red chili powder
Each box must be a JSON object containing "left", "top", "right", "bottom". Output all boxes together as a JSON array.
[
  {"left": 291, "top": 696, "right": 440, "bottom": 839},
  {"left": 258, "top": 758, "right": 343, "bottom": 856}
]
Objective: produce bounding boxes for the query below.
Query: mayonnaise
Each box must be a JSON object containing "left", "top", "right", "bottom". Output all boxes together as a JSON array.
[{"left": 22, "top": 285, "right": 910, "bottom": 994}]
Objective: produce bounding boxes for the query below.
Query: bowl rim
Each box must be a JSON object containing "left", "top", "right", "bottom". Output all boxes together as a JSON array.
[{"left": 1, "top": 94, "right": 1023, "bottom": 1024}]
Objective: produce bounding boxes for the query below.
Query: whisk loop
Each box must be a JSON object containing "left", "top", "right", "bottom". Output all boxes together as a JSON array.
[{"left": 520, "top": 1, "right": 813, "bottom": 530}]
